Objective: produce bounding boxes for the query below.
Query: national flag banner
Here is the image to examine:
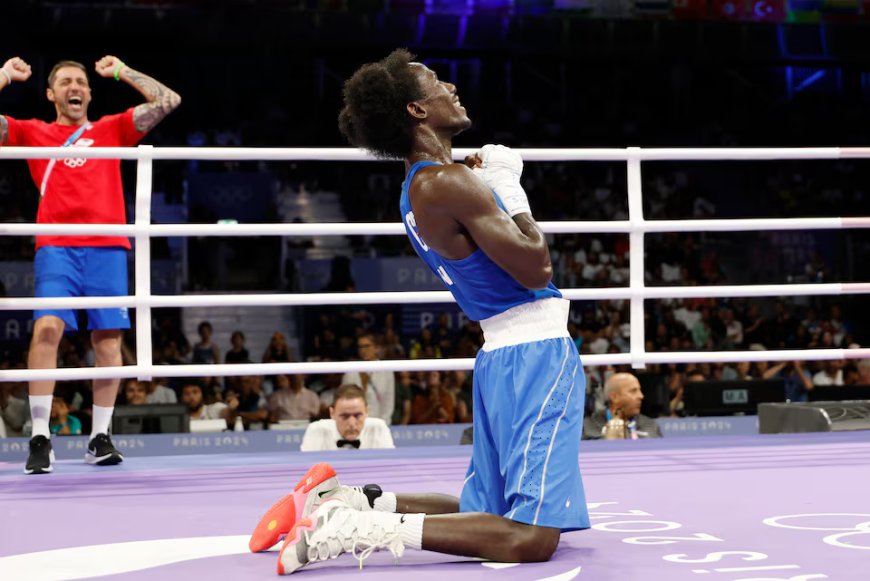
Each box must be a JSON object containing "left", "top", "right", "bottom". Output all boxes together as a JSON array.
[
  {"left": 821, "top": 0, "right": 861, "bottom": 20},
  {"left": 751, "top": 0, "right": 787, "bottom": 19},
  {"left": 672, "top": 0, "right": 710, "bottom": 19},
  {"left": 712, "top": 0, "right": 747, "bottom": 19},
  {"left": 787, "top": 0, "right": 823, "bottom": 20}
]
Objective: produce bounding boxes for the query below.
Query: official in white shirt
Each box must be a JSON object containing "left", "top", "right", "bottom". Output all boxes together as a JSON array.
[{"left": 301, "top": 384, "right": 395, "bottom": 451}]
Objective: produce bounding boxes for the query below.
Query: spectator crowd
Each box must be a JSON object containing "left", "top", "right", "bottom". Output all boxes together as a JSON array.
[{"left": 1, "top": 291, "right": 866, "bottom": 439}]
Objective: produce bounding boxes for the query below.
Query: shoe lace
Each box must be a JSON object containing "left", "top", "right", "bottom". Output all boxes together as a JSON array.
[{"left": 307, "top": 508, "right": 404, "bottom": 569}]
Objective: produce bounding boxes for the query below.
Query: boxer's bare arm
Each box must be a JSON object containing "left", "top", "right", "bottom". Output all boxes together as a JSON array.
[{"left": 411, "top": 163, "right": 553, "bottom": 290}]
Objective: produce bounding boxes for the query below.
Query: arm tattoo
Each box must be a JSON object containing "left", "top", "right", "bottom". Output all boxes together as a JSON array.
[
  {"left": 0, "top": 115, "right": 8, "bottom": 145},
  {"left": 127, "top": 68, "right": 181, "bottom": 134}
]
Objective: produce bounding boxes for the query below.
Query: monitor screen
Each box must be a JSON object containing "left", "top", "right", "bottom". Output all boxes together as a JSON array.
[
  {"left": 683, "top": 379, "right": 786, "bottom": 416},
  {"left": 111, "top": 404, "right": 189, "bottom": 434}
]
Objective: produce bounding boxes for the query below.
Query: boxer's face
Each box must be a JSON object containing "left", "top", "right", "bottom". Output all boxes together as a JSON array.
[{"left": 408, "top": 63, "right": 472, "bottom": 135}]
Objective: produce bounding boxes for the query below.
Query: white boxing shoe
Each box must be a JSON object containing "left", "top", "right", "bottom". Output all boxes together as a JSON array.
[{"left": 277, "top": 499, "right": 404, "bottom": 575}]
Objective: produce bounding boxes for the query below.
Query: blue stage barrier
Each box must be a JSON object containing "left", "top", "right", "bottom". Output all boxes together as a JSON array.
[{"left": 0, "top": 416, "right": 760, "bottom": 461}]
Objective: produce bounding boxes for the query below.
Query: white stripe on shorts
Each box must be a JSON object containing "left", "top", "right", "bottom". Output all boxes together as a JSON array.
[
  {"left": 533, "top": 353, "right": 579, "bottom": 525},
  {"left": 509, "top": 339, "right": 571, "bottom": 520}
]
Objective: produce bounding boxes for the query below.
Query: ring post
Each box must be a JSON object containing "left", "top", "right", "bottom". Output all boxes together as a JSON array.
[
  {"left": 134, "top": 145, "right": 154, "bottom": 381},
  {"left": 626, "top": 147, "right": 646, "bottom": 369}
]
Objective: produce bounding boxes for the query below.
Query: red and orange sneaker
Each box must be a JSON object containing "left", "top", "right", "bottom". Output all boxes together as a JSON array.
[{"left": 249, "top": 462, "right": 339, "bottom": 552}]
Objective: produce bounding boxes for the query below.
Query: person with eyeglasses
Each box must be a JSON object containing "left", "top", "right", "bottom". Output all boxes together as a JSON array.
[{"left": 341, "top": 333, "right": 396, "bottom": 425}]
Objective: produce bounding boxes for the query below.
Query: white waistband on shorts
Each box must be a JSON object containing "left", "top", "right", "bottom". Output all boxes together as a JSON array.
[{"left": 479, "top": 297, "right": 570, "bottom": 352}]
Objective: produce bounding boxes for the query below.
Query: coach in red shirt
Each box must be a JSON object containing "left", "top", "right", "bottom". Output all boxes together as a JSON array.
[{"left": 0, "top": 55, "right": 180, "bottom": 474}]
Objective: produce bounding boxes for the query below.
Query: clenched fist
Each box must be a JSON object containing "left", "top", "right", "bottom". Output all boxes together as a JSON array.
[
  {"left": 472, "top": 144, "right": 531, "bottom": 218},
  {"left": 2, "top": 56, "right": 32, "bottom": 83},
  {"left": 94, "top": 55, "right": 125, "bottom": 79}
]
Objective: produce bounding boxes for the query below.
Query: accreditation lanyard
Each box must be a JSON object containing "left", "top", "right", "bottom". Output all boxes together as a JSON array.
[{"left": 39, "top": 122, "right": 92, "bottom": 197}]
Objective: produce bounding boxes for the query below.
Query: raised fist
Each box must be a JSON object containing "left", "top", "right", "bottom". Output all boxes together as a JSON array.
[
  {"left": 2, "top": 57, "right": 32, "bottom": 83},
  {"left": 94, "top": 55, "right": 125, "bottom": 78}
]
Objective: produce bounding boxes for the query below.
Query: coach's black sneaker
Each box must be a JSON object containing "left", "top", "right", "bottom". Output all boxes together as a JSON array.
[
  {"left": 24, "top": 435, "right": 55, "bottom": 475},
  {"left": 85, "top": 433, "right": 124, "bottom": 466}
]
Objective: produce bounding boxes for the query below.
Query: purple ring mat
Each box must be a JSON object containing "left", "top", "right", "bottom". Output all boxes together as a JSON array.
[{"left": 1, "top": 432, "right": 868, "bottom": 580}]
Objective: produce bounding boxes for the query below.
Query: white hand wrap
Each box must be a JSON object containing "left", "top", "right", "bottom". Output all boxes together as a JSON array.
[{"left": 473, "top": 144, "right": 531, "bottom": 217}]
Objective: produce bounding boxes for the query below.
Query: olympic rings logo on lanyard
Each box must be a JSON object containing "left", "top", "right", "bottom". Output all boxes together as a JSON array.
[{"left": 763, "top": 514, "right": 870, "bottom": 551}]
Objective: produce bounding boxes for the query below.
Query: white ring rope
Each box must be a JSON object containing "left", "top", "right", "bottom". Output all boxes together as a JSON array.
[
  {"left": 3, "top": 217, "right": 870, "bottom": 238},
  {"left": 0, "top": 283, "right": 867, "bottom": 311},
  {"left": 6, "top": 348, "right": 870, "bottom": 383},
  {"left": 2, "top": 145, "right": 870, "bottom": 161},
  {"left": 0, "top": 146, "right": 867, "bottom": 383}
]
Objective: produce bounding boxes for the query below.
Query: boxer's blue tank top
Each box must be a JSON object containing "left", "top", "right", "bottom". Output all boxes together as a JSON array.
[{"left": 399, "top": 160, "right": 561, "bottom": 321}]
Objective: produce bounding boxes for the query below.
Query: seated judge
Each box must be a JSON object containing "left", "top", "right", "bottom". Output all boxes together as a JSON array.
[
  {"left": 300, "top": 384, "right": 395, "bottom": 451},
  {"left": 583, "top": 372, "right": 663, "bottom": 440}
]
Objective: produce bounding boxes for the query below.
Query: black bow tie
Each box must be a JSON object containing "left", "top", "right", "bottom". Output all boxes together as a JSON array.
[{"left": 336, "top": 439, "right": 361, "bottom": 449}]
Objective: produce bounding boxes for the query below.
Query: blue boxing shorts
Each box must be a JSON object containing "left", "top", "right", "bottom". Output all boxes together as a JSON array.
[
  {"left": 34, "top": 246, "right": 130, "bottom": 332},
  {"left": 460, "top": 298, "right": 590, "bottom": 532}
]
